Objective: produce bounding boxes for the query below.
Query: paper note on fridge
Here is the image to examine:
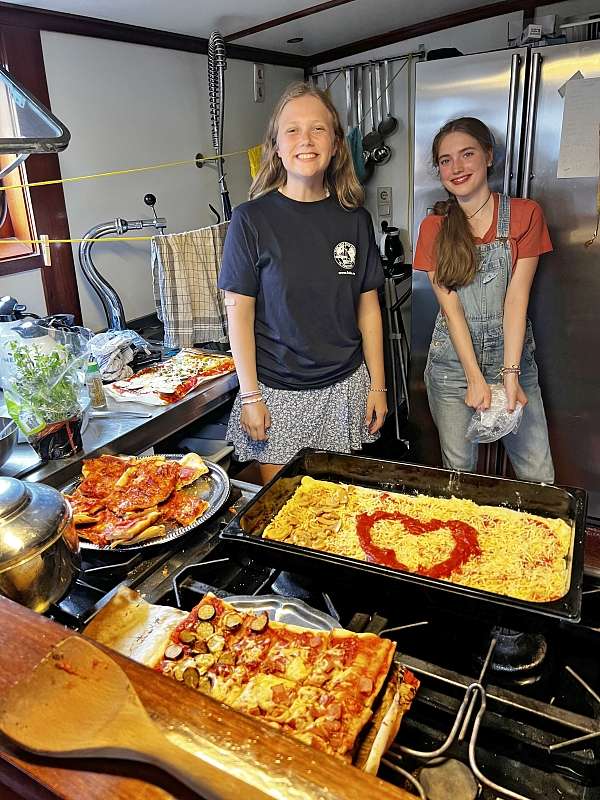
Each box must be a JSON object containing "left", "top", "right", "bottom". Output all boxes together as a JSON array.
[{"left": 557, "top": 77, "right": 600, "bottom": 179}]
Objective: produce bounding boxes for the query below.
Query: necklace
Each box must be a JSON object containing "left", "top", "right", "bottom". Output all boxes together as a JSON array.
[{"left": 465, "top": 192, "right": 492, "bottom": 220}]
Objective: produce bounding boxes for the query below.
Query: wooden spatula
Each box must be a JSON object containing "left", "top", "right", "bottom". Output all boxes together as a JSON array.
[{"left": 0, "top": 636, "right": 269, "bottom": 800}]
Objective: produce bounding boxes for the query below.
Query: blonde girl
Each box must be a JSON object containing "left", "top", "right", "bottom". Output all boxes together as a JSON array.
[{"left": 218, "top": 82, "right": 387, "bottom": 482}]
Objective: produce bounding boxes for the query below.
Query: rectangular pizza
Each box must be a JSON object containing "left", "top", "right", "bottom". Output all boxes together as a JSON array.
[
  {"left": 261, "top": 476, "right": 573, "bottom": 604},
  {"left": 84, "top": 587, "right": 419, "bottom": 771},
  {"left": 105, "top": 349, "right": 235, "bottom": 405}
]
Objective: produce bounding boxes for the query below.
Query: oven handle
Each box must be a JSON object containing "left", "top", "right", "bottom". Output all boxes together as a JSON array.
[
  {"left": 503, "top": 52, "right": 521, "bottom": 195},
  {"left": 522, "top": 51, "right": 542, "bottom": 199}
]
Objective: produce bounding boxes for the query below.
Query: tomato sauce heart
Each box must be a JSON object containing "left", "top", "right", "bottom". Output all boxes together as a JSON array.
[{"left": 356, "top": 510, "right": 482, "bottom": 579}]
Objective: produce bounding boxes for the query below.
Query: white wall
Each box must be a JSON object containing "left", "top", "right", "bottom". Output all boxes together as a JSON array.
[
  {"left": 0, "top": 269, "right": 47, "bottom": 315},
  {"left": 28, "top": 32, "right": 302, "bottom": 330},
  {"left": 318, "top": 11, "right": 524, "bottom": 261}
]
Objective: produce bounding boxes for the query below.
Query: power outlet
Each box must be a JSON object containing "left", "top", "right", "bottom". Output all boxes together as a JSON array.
[
  {"left": 377, "top": 186, "right": 393, "bottom": 227},
  {"left": 254, "top": 63, "right": 265, "bottom": 103}
]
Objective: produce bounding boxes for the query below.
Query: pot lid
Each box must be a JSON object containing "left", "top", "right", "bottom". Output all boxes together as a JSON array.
[{"left": 0, "top": 477, "right": 69, "bottom": 570}]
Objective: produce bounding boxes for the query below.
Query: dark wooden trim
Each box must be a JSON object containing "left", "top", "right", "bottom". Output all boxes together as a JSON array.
[
  {"left": 2, "top": 25, "right": 82, "bottom": 323},
  {"left": 225, "top": 0, "right": 359, "bottom": 43},
  {"left": 0, "top": 1, "right": 309, "bottom": 68},
  {"left": 308, "top": 0, "right": 541, "bottom": 64}
]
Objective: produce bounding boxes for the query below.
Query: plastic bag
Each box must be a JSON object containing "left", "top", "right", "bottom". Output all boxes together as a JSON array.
[
  {"left": 465, "top": 383, "right": 523, "bottom": 444},
  {"left": 0, "top": 321, "right": 92, "bottom": 459},
  {"left": 89, "top": 329, "right": 151, "bottom": 382}
]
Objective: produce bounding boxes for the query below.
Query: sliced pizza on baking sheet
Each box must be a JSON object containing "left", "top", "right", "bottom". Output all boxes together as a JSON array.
[
  {"left": 85, "top": 590, "right": 418, "bottom": 769},
  {"left": 105, "top": 350, "right": 236, "bottom": 405}
]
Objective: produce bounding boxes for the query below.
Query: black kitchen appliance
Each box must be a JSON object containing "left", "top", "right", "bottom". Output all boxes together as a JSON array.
[
  {"left": 0, "top": 296, "right": 40, "bottom": 323},
  {"left": 379, "top": 221, "right": 405, "bottom": 274}
]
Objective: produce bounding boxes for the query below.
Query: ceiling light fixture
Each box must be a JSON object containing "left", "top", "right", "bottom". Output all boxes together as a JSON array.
[{"left": 287, "top": 37, "right": 303, "bottom": 43}]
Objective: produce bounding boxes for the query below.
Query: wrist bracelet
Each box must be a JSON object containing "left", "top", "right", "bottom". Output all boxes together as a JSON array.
[
  {"left": 241, "top": 396, "right": 263, "bottom": 406},
  {"left": 241, "top": 390, "right": 261, "bottom": 398},
  {"left": 500, "top": 366, "right": 520, "bottom": 377},
  {"left": 369, "top": 387, "right": 387, "bottom": 393}
]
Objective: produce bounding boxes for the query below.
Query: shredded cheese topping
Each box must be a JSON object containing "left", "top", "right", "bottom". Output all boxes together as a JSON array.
[{"left": 262, "top": 477, "right": 572, "bottom": 603}]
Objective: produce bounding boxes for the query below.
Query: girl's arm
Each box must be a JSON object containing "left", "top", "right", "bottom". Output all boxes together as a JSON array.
[
  {"left": 357, "top": 289, "right": 387, "bottom": 433},
  {"left": 427, "top": 272, "right": 490, "bottom": 411},
  {"left": 224, "top": 291, "right": 271, "bottom": 441},
  {"left": 503, "top": 255, "right": 539, "bottom": 411}
]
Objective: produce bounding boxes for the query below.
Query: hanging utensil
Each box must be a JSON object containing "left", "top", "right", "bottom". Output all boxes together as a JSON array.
[
  {"left": 378, "top": 60, "right": 399, "bottom": 137},
  {"left": 345, "top": 67, "right": 353, "bottom": 133},
  {"left": 357, "top": 66, "right": 364, "bottom": 137},
  {"left": 362, "top": 64, "right": 383, "bottom": 153},
  {"left": 585, "top": 126, "right": 600, "bottom": 248},
  {"left": 372, "top": 63, "right": 392, "bottom": 165}
]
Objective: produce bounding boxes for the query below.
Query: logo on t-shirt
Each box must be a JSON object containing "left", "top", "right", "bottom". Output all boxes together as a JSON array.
[{"left": 333, "top": 241, "right": 356, "bottom": 275}]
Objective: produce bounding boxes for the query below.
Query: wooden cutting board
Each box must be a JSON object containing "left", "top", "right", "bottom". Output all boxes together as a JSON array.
[{"left": 0, "top": 597, "right": 416, "bottom": 800}]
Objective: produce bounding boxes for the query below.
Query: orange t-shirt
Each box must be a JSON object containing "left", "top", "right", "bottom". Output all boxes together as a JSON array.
[{"left": 413, "top": 194, "right": 552, "bottom": 273}]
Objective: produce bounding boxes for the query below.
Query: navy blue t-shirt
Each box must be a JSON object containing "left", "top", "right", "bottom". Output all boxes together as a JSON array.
[{"left": 218, "top": 190, "right": 384, "bottom": 390}]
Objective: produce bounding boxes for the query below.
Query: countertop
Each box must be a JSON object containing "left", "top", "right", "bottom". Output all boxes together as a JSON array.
[
  {"left": 0, "top": 598, "right": 415, "bottom": 800},
  {"left": 0, "top": 371, "right": 238, "bottom": 489}
]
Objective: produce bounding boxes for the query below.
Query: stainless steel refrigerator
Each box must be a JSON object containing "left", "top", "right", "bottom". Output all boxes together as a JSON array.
[{"left": 410, "top": 40, "right": 600, "bottom": 520}]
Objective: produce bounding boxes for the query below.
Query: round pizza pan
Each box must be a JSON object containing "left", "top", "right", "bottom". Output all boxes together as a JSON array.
[{"left": 62, "top": 454, "right": 230, "bottom": 551}]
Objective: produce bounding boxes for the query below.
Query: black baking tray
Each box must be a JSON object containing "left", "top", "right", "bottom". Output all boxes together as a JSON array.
[{"left": 220, "top": 450, "right": 587, "bottom": 625}]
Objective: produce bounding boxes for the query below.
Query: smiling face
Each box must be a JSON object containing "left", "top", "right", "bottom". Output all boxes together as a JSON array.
[
  {"left": 276, "top": 94, "right": 338, "bottom": 190},
  {"left": 436, "top": 131, "right": 492, "bottom": 202}
]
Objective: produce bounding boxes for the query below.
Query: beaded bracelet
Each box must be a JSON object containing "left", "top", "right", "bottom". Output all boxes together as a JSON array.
[
  {"left": 369, "top": 387, "right": 387, "bottom": 393},
  {"left": 241, "top": 396, "right": 264, "bottom": 406},
  {"left": 500, "top": 366, "right": 521, "bottom": 377}
]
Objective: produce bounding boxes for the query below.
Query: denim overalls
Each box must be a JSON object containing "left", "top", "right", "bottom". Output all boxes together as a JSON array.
[{"left": 424, "top": 194, "right": 554, "bottom": 483}]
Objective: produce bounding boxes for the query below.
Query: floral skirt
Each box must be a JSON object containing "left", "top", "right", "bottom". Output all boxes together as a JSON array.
[{"left": 227, "top": 362, "right": 379, "bottom": 465}]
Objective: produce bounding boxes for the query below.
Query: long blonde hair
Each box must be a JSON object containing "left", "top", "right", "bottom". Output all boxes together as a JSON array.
[
  {"left": 249, "top": 82, "right": 364, "bottom": 210},
  {"left": 431, "top": 117, "right": 495, "bottom": 290}
]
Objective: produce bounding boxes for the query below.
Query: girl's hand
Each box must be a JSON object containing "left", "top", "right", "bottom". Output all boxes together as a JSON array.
[
  {"left": 465, "top": 377, "right": 491, "bottom": 411},
  {"left": 503, "top": 372, "right": 528, "bottom": 412},
  {"left": 365, "top": 391, "right": 388, "bottom": 434},
  {"left": 241, "top": 401, "right": 271, "bottom": 441}
]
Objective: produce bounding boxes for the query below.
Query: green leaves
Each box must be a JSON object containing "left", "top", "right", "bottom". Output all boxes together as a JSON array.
[{"left": 6, "top": 340, "right": 81, "bottom": 435}]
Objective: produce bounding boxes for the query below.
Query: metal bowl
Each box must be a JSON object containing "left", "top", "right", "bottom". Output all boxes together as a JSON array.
[{"left": 0, "top": 418, "right": 17, "bottom": 468}]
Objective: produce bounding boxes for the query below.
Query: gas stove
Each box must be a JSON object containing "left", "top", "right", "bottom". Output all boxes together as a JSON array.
[{"left": 48, "top": 482, "right": 600, "bottom": 800}]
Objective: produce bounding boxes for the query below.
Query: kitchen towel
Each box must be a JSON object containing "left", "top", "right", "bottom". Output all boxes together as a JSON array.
[
  {"left": 346, "top": 127, "right": 366, "bottom": 184},
  {"left": 151, "top": 223, "right": 229, "bottom": 348}
]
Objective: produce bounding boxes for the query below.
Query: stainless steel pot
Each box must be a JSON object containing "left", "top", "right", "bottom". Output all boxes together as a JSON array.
[{"left": 0, "top": 477, "right": 80, "bottom": 612}]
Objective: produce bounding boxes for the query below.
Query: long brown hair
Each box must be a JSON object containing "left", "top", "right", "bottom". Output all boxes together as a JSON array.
[
  {"left": 431, "top": 117, "right": 495, "bottom": 290},
  {"left": 249, "top": 82, "right": 364, "bottom": 210}
]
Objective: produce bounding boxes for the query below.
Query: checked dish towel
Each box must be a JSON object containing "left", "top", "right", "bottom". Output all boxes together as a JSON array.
[{"left": 151, "top": 222, "right": 229, "bottom": 348}]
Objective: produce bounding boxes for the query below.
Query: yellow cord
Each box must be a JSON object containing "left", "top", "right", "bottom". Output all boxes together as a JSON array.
[
  {"left": 0, "top": 236, "right": 155, "bottom": 244},
  {"left": 0, "top": 147, "right": 252, "bottom": 192}
]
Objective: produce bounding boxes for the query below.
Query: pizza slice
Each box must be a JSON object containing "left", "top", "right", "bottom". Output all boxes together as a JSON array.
[
  {"left": 157, "top": 490, "right": 209, "bottom": 527},
  {"left": 259, "top": 623, "right": 329, "bottom": 684},
  {"left": 78, "top": 508, "right": 163, "bottom": 548},
  {"left": 106, "top": 458, "right": 180, "bottom": 513},
  {"left": 64, "top": 489, "right": 105, "bottom": 524},
  {"left": 354, "top": 664, "right": 420, "bottom": 773},
  {"left": 230, "top": 674, "right": 299, "bottom": 723},
  {"left": 176, "top": 452, "right": 209, "bottom": 489},
  {"left": 78, "top": 454, "right": 133, "bottom": 499}
]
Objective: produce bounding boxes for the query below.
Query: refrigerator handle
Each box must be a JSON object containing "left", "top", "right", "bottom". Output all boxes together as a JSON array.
[
  {"left": 522, "top": 51, "right": 542, "bottom": 198},
  {"left": 503, "top": 53, "right": 521, "bottom": 195}
]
